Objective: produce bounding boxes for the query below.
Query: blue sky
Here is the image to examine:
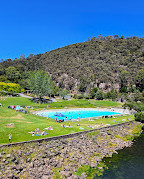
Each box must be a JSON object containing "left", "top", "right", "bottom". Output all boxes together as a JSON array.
[{"left": 0, "top": 0, "right": 144, "bottom": 60}]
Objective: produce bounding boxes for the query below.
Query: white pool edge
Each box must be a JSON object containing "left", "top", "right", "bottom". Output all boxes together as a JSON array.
[{"left": 32, "top": 107, "right": 131, "bottom": 116}]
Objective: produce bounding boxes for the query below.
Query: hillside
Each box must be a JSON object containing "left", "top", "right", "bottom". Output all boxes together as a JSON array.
[{"left": 0, "top": 35, "right": 144, "bottom": 92}]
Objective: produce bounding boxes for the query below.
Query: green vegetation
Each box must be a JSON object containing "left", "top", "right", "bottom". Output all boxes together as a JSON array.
[
  {"left": 0, "top": 97, "right": 133, "bottom": 144},
  {"left": 135, "top": 112, "right": 144, "bottom": 123},
  {"left": 115, "top": 123, "right": 143, "bottom": 141},
  {"left": 28, "top": 70, "right": 54, "bottom": 99},
  {"left": 0, "top": 82, "right": 23, "bottom": 94},
  {"left": 0, "top": 36, "right": 144, "bottom": 93},
  {"left": 87, "top": 130, "right": 100, "bottom": 138},
  {"left": 75, "top": 163, "right": 108, "bottom": 178}
]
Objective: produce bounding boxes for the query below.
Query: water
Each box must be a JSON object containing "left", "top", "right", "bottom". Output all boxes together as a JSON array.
[
  {"left": 96, "top": 130, "right": 144, "bottom": 179},
  {"left": 38, "top": 110, "right": 121, "bottom": 120}
]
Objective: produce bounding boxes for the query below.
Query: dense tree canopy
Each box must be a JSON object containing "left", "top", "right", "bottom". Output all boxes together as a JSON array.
[
  {"left": 136, "top": 68, "right": 144, "bottom": 92},
  {"left": 6, "top": 66, "right": 20, "bottom": 82},
  {"left": 28, "top": 70, "right": 54, "bottom": 98},
  {"left": 0, "top": 35, "right": 144, "bottom": 92}
]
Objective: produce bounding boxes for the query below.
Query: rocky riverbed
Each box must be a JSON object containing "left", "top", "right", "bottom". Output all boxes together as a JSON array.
[{"left": 0, "top": 121, "right": 142, "bottom": 179}]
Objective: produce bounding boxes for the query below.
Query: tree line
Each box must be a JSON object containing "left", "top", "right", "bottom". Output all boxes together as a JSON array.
[{"left": 0, "top": 35, "right": 144, "bottom": 93}]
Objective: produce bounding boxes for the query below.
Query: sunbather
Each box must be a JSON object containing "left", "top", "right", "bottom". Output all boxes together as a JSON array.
[{"left": 41, "top": 130, "right": 45, "bottom": 135}]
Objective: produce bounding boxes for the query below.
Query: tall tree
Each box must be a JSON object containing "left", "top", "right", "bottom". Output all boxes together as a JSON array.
[
  {"left": 0, "top": 64, "right": 4, "bottom": 75},
  {"left": 6, "top": 66, "right": 20, "bottom": 82},
  {"left": 136, "top": 68, "right": 144, "bottom": 92},
  {"left": 119, "top": 70, "right": 130, "bottom": 92},
  {"left": 28, "top": 70, "right": 54, "bottom": 99}
]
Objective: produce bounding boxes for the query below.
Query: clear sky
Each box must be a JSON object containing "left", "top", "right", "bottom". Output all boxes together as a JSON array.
[{"left": 0, "top": 0, "right": 144, "bottom": 60}]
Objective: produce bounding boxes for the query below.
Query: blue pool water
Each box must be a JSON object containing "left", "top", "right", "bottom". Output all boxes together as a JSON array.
[{"left": 38, "top": 110, "right": 121, "bottom": 121}]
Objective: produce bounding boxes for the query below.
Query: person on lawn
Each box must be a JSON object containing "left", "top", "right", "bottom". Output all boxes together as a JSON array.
[{"left": 9, "top": 134, "right": 12, "bottom": 143}]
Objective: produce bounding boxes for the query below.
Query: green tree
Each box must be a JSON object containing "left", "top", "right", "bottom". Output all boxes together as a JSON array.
[
  {"left": 78, "top": 77, "right": 88, "bottom": 92},
  {"left": 28, "top": 70, "right": 54, "bottom": 99},
  {"left": 59, "top": 89, "right": 69, "bottom": 99},
  {"left": 0, "top": 65, "right": 4, "bottom": 75},
  {"left": 135, "top": 112, "right": 144, "bottom": 123},
  {"left": 53, "top": 86, "right": 61, "bottom": 96},
  {"left": 90, "top": 87, "right": 98, "bottom": 99},
  {"left": 95, "top": 90, "right": 104, "bottom": 100},
  {"left": 6, "top": 67, "right": 20, "bottom": 82},
  {"left": 119, "top": 70, "right": 130, "bottom": 92},
  {"left": 0, "top": 76, "right": 7, "bottom": 82},
  {"left": 19, "top": 54, "right": 25, "bottom": 60},
  {"left": 136, "top": 68, "right": 144, "bottom": 92}
]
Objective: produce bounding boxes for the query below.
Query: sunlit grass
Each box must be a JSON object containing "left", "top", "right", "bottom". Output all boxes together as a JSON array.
[{"left": 0, "top": 97, "right": 132, "bottom": 144}]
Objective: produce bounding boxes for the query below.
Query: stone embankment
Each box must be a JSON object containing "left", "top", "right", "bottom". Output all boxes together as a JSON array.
[{"left": 0, "top": 121, "right": 142, "bottom": 179}]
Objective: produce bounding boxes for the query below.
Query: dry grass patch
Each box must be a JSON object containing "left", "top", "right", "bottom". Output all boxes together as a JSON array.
[
  {"left": 16, "top": 120, "right": 33, "bottom": 124},
  {"left": 5, "top": 126, "right": 15, "bottom": 128},
  {"left": 11, "top": 114, "right": 25, "bottom": 120}
]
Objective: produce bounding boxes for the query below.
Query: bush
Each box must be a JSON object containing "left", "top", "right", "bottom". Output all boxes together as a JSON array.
[
  {"left": 135, "top": 112, "right": 144, "bottom": 123},
  {"left": 85, "top": 94, "right": 92, "bottom": 99},
  {"left": 123, "top": 102, "right": 134, "bottom": 110},
  {"left": 73, "top": 94, "right": 78, "bottom": 99},
  {"left": 21, "top": 88, "right": 25, "bottom": 93},
  {"left": 90, "top": 87, "right": 98, "bottom": 99},
  {"left": 77, "top": 94, "right": 84, "bottom": 99},
  {"left": 0, "top": 82, "right": 21, "bottom": 93},
  {"left": 95, "top": 90, "right": 104, "bottom": 100}
]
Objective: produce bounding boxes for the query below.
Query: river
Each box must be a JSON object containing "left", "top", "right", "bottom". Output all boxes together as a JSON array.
[{"left": 94, "top": 130, "right": 144, "bottom": 179}]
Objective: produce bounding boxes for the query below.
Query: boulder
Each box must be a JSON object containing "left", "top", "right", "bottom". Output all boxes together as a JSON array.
[
  {"left": 41, "top": 175, "right": 49, "bottom": 179},
  {"left": 6, "top": 154, "right": 11, "bottom": 158}
]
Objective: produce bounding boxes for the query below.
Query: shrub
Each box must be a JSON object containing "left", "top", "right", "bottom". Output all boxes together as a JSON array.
[
  {"left": 77, "top": 94, "right": 84, "bottom": 99},
  {"left": 135, "top": 112, "right": 144, "bottom": 123},
  {"left": 73, "top": 94, "right": 78, "bottom": 99},
  {"left": 0, "top": 82, "right": 21, "bottom": 93},
  {"left": 96, "top": 90, "right": 104, "bottom": 100},
  {"left": 90, "top": 87, "right": 98, "bottom": 99},
  {"left": 21, "top": 88, "right": 25, "bottom": 93},
  {"left": 85, "top": 94, "right": 92, "bottom": 99}
]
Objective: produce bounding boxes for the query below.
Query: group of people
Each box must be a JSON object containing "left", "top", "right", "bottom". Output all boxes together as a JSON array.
[
  {"left": 8, "top": 105, "right": 27, "bottom": 113},
  {"left": 61, "top": 123, "right": 72, "bottom": 128},
  {"left": 56, "top": 118, "right": 65, "bottom": 123},
  {"left": 28, "top": 128, "right": 48, "bottom": 136}
]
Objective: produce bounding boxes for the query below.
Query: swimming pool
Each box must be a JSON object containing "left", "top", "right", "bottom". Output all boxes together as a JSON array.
[{"left": 38, "top": 110, "right": 121, "bottom": 121}]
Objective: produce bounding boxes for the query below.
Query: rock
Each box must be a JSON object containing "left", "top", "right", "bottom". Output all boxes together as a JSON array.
[
  {"left": 7, "top": 173, "right": 14, "bottom": 179},
  {"left": 29, "top": 162, "right": 34, "bottom": 168},
  {"left": 80, "top": 160, "right": 87, "bottom": 165},
  {"left": 0, "top": 153, "right": 3, "bottom": 158},
  {"left": 90, "top": 162, "right": 97, "bottom": 168},
  {"left": 63, "top": 171, "right": 72, "bottom": 177},
  {"left": 38, "top": 166, "right": 43, "bottom": 172},
  {"left": 6, "top": 154, "right": 11, "bottom": 158},
  {"left": 71, "top": 174, "right": 79, "bottom": 179},
  {"left": 98, "top": 167, "right": 103, "bottom": 169},
  {"left": 2, "top": 159, "right": 6, "bottom": 162},
  {"left": 41, "top": 175, "right": 49, "bottom": 179},
  {"left": 80, "top": 172, "right": 87, "bottom": 179},
  {"left": 11, "top": 165, "right": 16, "bottom": 170},
  {"left": 14, "top": 160, "right": 19, "bottom": 164},
  {"left": 27, "top": 158, "right": 31, "bottom": 162},
  {"left": 16, "top": 166, "right": 23, "bottom": 171},
  {"left": 57, "top": 162, "right": 62, "bottom": 168},
  {"left": 17, "top": 150, "right": 22, "bottom": 157},
  {"left": 64, "top": 166, "right": 71, "bottom": 171},
  {"left": 26, "top": 152, "right": 30, "bottom": 156}
]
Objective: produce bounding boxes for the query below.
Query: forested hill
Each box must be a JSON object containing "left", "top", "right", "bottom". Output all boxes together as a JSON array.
[{"left": 0, "top": 36, "right": 144, "bottom": 92}]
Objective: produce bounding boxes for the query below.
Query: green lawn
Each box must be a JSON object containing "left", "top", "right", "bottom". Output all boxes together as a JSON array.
[{"left": 0, "top": 97, "right": 133, "bottom": 144}]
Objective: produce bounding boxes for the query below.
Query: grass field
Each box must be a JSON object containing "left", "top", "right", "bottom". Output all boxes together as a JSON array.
[{"left": 0, "top": 97, "right": 134, "bottom": 144}]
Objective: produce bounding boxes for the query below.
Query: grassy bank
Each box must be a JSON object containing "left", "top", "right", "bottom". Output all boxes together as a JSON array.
[{"left": 0, "top": 97, "right": 133, "bottom": 144}]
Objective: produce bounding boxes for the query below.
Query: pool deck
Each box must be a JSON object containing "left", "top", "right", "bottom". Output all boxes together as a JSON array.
[{"left": 32, "top": 107, "right": 131, "bottom": 116}]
